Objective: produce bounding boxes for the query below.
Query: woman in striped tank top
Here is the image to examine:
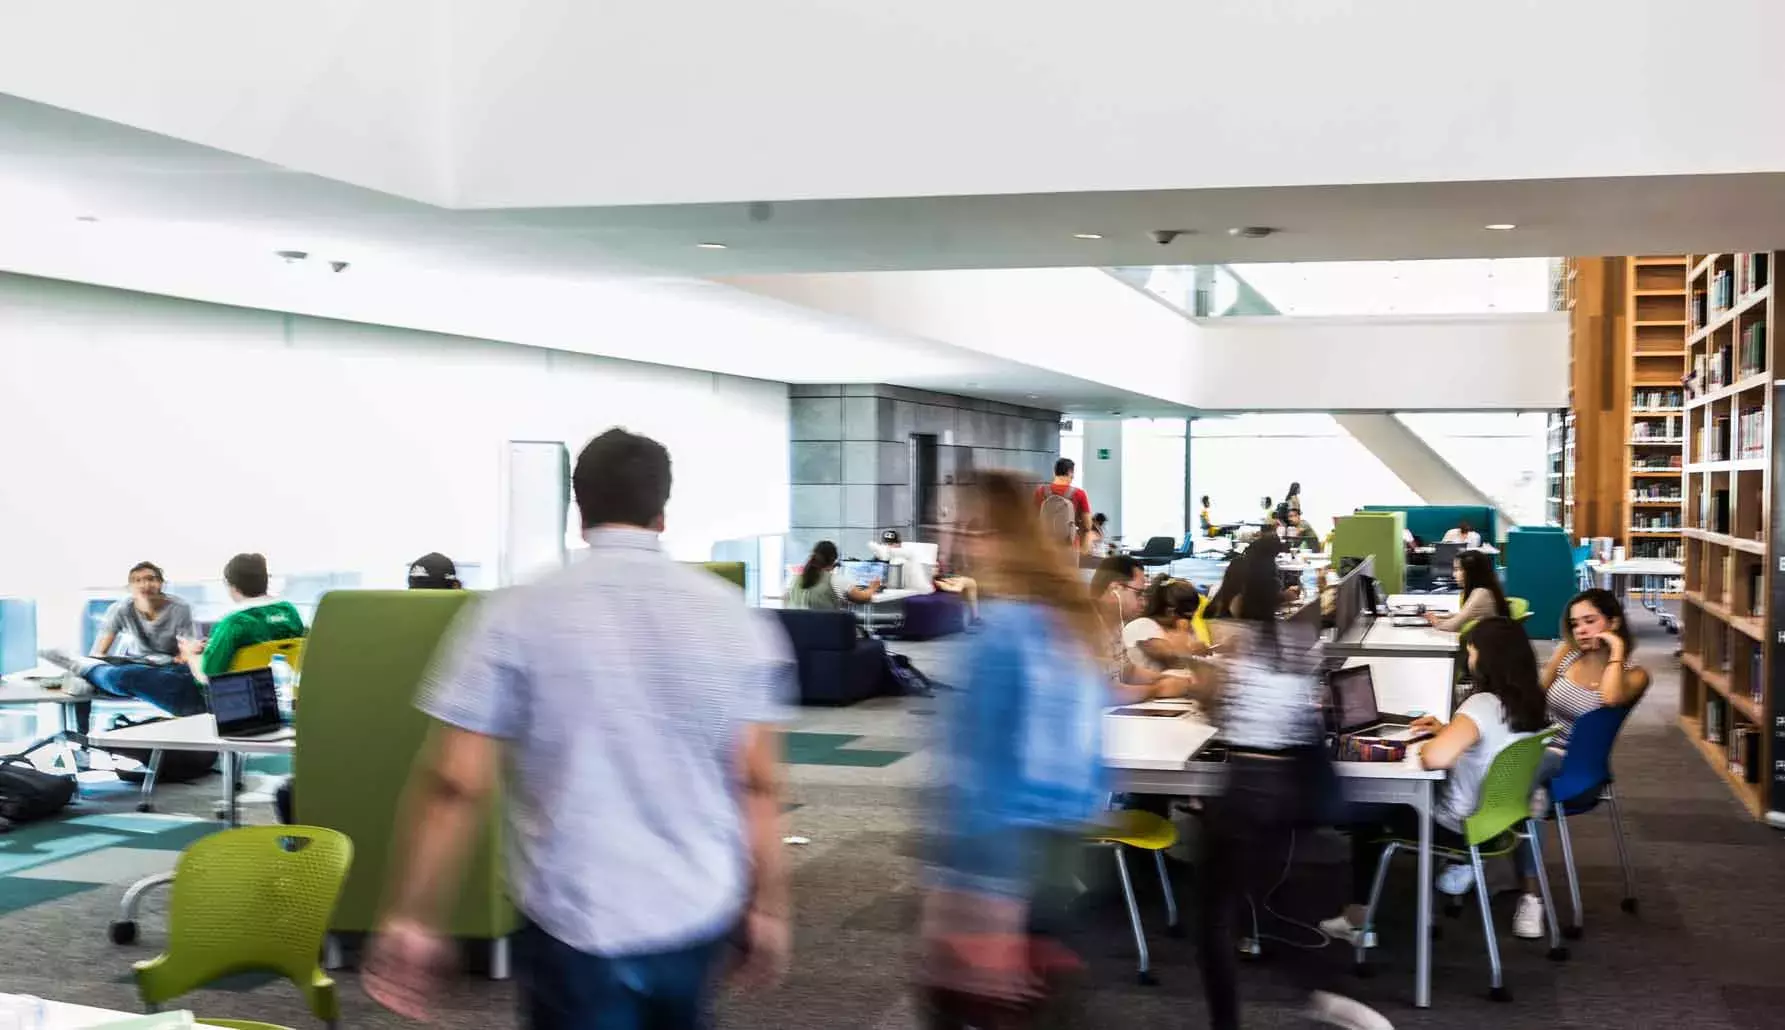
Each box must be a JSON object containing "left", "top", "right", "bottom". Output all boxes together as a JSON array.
[{"left": 1509, "top": 589, "right": 1650, "bottom": 936}]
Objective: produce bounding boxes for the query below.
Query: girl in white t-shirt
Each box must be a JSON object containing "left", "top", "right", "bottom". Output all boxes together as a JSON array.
[
  {"left": 1321, "top": 617, "right": 1549, "bottom": 947},
  {"left": 1120, "top": 577, "right": 1209, "bottom": 674}
]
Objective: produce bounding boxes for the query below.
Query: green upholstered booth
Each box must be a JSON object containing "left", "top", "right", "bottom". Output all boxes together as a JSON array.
[
  {"left": 293, "top": 590, "right": 516, "bottom": 944},
  {"left": 698, "top": 561, "right": 748, "bottom": 591},
  {"left": 1362, "top": 504, "right": 1499, "bottom": 546},
  {"left": 1501, "top": 527, "right": 1576, "bottom": 640},
  {"left": 1331, "top": 511, "right": 1406, "bottom": 594}
]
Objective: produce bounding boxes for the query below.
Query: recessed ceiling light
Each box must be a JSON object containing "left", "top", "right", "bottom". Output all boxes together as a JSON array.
[
  {"left": 74, "top": 215, "right": 99, "bottom": 223},
  {"left": 1072, "top": 233, "right": 1103, "bottom": 240},
  {"left": 695, "top": 242, "right": 728, "bottom": 250},
  {"left": 1484, "top": 223, "right": 1517, "bottom": 231}
]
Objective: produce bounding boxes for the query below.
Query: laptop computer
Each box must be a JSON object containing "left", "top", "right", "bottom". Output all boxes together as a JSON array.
[
  {"left": 206, "top": 667, "right": 291, "bottom": 739},
  {"left": 1326, "top": 665, "right": 1431, "bottom": 743},
  {"left": 839, "top": 560, "right": 891, "bottom": 589}
]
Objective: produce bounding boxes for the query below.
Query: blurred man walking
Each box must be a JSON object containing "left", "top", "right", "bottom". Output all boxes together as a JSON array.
[{"left": 366, "top": 428, "right": 794, "bottom": 1029}]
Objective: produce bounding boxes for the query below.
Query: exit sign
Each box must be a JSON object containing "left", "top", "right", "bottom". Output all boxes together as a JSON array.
[{"left": 1097, "top": 448, "right": 1111, "bottom": 460}]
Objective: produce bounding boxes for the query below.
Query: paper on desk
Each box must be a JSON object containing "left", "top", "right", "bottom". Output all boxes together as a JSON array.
[{"left": 65, "top": 1012, "right": 194, "bottom": 1030}]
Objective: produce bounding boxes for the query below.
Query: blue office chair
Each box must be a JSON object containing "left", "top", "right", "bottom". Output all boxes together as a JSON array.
[{"left": 1540, "top": 705, "right": 1638, "bottom": 939}]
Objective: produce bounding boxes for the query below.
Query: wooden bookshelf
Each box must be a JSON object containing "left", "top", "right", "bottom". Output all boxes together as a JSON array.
[
  {"left": 1678, "top": 252, "right": 1775, "bottom": 818},
  {"left": 1624, "top": 257, "right": 1687, "bottom": 577},
  {"left": 1557, "top": 258, "right": 1625, "bottom": 540}
]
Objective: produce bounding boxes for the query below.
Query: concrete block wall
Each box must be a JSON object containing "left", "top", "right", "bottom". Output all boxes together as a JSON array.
[{"left": 789, "top": 384, "right": 1061, "bottom": 559}]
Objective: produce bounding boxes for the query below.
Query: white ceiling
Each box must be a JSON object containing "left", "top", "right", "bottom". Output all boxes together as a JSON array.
[{"left": 7, "top": 93, "right": 1785, "bottom": 281}]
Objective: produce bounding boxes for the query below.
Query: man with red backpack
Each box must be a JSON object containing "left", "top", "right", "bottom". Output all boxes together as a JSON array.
[{"left": 1033, "top": 458, "right": 1091, "bottom": 548}]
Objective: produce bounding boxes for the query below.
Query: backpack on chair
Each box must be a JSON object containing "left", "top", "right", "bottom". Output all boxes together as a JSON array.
[{"left": 1039, "top": 491, "right": 1077, "bottom": 546}]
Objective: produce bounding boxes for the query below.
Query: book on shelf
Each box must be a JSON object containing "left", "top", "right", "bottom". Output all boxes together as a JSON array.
[
  {"left": 1736, "top": 407, "right": 1767, "bottom": 458},
  {"left": 1747, "top": 568, "right": 1763, "bottom": 616},
  {"left": 1691, "top": 290, "right": 1707, "bottom": 329},
  {"left": 1634, "top": 387, "right": 1684, "bottom": 410},
  {"left": 1731, "top": 725, "right": 1759, "bottom": 784},
  {"left": 1736, "top": 252, "right": 1770, "bottom": 295},
  {"left": 1751, "top": 650, "right": 1765, "bottom": 707},
  {"left": 1705, "top": 696, "right": 1726, "bottom": 744},
  {"left": 1739, "top": 322, "right": 1767, "bottom": 379},
  {"left": 1713, "top": 267, "right": 1734, "bottom": 312}
]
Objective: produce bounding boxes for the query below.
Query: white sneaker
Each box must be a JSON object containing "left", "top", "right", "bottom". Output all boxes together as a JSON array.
[
  {"left": 1436, "top": 861, "right": 1476, "bottom": 896},
  {"left": 1512, "top": 893, "right": 1545, "bottom": 939},
  {"left": 1318, "top": 914, "right": 1377, "bottom": 949},
  {"left": 59, "top": 673, "right": 94, "bottom": 698},
  {"left": 1306, "top": 989, "right": 1395, "bottom": 1030}
]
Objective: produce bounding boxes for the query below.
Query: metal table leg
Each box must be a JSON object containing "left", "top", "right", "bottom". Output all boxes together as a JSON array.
[
  {"left": 221, "top": 750, "right": 239, "bottom": 827},
  {"left": 1415, "top": 781, "right": 1433, "bottom": 1009}
]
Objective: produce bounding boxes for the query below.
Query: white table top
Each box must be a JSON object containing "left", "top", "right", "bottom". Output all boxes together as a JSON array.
[
  {"left": 1589, "top": 558, "right": 1685, "bottom": 576},
  {"left": 1385, "top": 593, "right": 1461, "bottom": 614},
  {"left": 87, "top": 714, "right": 295, "bottom": 755},
  {"left": 0, "top": 997, "right": 202, "bottom": 1030},
  {"left": 0, "top": 673, "right": 86, "bottom": 706},
  {"left": 1102, "top": 656, "right": 1450, "bottom": 781},
  {"left": 1103, "top": 705, "right": 1219, "bottom": 770},
  {"left": 1360, "top": 617, "right": 1460, "bottom": 654}
]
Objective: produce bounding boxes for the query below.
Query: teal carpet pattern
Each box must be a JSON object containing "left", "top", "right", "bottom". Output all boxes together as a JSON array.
[{"left": 0, "top": 810, "right": 215, "bottom": 915}]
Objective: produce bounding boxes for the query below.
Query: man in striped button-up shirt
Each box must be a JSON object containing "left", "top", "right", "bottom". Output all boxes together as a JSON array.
[{"left": 366, "top": 428, "right": 795, "bottom": 1029}]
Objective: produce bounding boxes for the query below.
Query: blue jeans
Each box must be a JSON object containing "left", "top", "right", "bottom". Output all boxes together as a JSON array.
[
  {"left": 83, "top": 663, "right": 207, "bottom": 717},
  {"left": 1516, "top": 748, "right": 1568, "bottom": 879},
  {"left": 515, "top": 919, "right": 728, "bottom": 1030}
]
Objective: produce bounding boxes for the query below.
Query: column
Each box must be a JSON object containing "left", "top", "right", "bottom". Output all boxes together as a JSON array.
[{"left": 1080, "top": 419, "right": 1123, "bottom": 539}]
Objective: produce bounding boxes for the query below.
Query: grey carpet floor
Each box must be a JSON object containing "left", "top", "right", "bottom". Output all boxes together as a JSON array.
[{"left": 5, "top": 616, "right": 1779, "bottom": 1030}]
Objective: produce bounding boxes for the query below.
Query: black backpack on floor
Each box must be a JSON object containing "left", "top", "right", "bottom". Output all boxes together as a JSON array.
[
  {"left": 104, "top": 714, "right": 219, "bottom": 784},
  {"left": 0, "top": 757, "right": 77, "bottom": 829}
]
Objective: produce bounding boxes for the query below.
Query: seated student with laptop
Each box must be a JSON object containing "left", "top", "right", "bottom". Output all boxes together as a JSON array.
[
  {"left": 1418, "top": 550, "right": 1511, "bottom": 631},
  {"left": 39, "top": 561, "right": 203, "bottom": 721},
  {"left": 177, "top": 553, "right": 307, "bottom": 685},
  {"left": 786, "top": 541, "right": 882, "bottom": 610},
  {"left": 1320, "top": 618, "right": 1548, "bottom": 947},
  {"left": 1441, "top": 519, "right": 1483, "bottom": 549}
]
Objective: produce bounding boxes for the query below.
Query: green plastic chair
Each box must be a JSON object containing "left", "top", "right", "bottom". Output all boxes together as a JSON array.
[
  {"left": 135, "top": 826, "right": 353, "bottom": 1028},
  {"left": 1355, "top": 729, "right": 1565, "bottom": 1001},
  {"left": 1507, "top": 597, "right": 1531, "bottom": 623}
]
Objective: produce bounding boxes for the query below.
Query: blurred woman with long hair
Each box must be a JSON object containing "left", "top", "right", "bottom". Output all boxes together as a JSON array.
[
  {"left": 919, "top": 470, "right": 1121, "bottom": 1025},
  {"left": 1200, "top": 534, "right": 1387, "bottom": 1030}
]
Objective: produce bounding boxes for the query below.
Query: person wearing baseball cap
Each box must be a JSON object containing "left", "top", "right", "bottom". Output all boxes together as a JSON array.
[
  {"left": 407, "top": 553, "right": 461, "bottom": 590},
  {"left": 276, "top": 550, "right": 463, "bottom": 824}
]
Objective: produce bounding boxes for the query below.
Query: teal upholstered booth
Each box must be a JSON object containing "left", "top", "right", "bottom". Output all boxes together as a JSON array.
[
  {"left": 1501, "top": 527, "right": 1575, "bottom": 640},
  {"left": 1362, "top": 504, "right": 1499, "bottom": 546}
]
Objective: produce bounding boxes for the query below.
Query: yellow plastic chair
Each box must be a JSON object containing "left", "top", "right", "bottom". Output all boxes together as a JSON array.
[
  {"left": 1084, "top": 809, "right": 1179, "bottom": 985},
  {"left": 229, "top": 637, "right": 307, "bottom": 673},
  {"left": 135, "top": 826, "right": 352, "bottom": 1029},
  {"left": 1507, "top": 597, "right": 1531, "bottom": 623}
]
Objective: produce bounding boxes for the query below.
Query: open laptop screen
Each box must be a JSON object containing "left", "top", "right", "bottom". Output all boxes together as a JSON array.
[
  {"left": 838, "top": 560, "right": 889, "bottom": 588},
  {"left": 1327, "top": 665, "right": 1382, "bottom": 734},
  {"left": 207, "top": 667, "right": 279, "bottom": 734}
]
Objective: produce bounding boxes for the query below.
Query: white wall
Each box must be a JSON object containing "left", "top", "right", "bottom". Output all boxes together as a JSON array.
[
  {"left": 0, "top": 275, "right": 789, "bottom": 647},
  {"left": 1190, "top": 313, "right": 1567, "bottom": 411}
]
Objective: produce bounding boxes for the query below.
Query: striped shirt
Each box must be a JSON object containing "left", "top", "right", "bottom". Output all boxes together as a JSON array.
[
  {"left": 1547, "top": 648, "right": 1633, "bottom": 748},
  {"left": 420, "top": 527, "right": 794, "bottom": 956}
]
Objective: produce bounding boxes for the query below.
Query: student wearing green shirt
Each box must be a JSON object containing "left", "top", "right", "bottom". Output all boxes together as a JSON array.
[{"left": 178, "top": 553, "right": 306, "bottom": 683}]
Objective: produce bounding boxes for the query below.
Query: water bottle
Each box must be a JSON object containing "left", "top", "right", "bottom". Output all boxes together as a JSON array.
[{"left": 269, "top": 654, "right": 295, "bottom": 718}]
